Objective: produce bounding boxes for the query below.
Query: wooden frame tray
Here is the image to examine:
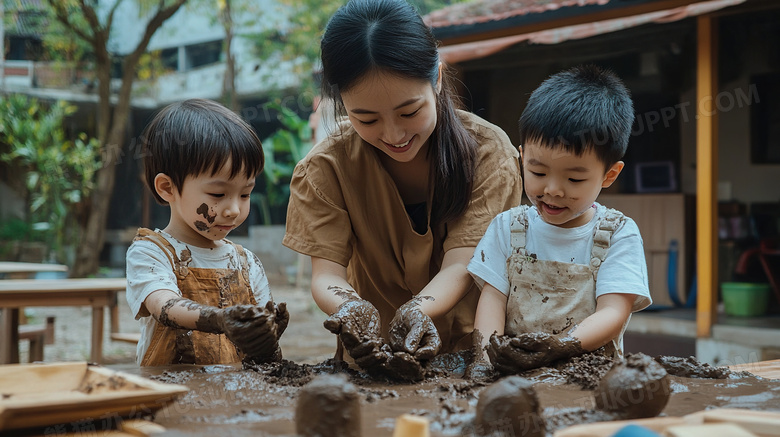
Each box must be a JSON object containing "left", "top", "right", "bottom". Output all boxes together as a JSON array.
[{"left": 0, "top": 362, "right": 188, "bottom": 431}]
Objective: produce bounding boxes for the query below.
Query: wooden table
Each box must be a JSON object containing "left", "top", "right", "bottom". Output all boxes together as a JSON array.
[
  {"left": 0, "top": 278, "right": 127, "bottom": 364},
  {"left": 0, "top": 262, "right": 68, "bottom": 279}
]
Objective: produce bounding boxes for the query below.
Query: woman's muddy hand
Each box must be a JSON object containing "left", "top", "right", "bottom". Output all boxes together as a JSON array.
[
  {"left": 324, "top": 299, "right": 389, "bottom": 369},
  {"left": 389, "top": 297, "right": 441, "bottom": 360}
]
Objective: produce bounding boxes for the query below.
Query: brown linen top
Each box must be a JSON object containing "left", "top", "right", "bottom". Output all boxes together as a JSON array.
[{"left": 283, "top": 110, "right": 523, "bottom": 351}]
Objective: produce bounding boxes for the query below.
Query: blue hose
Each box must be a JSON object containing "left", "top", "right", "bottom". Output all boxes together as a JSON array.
[
  {"left": 667, "top": 239, "right": 697, "bottom": 308},
  {"left": 667, "top": 240, "right": 683, "bottom": 307}
]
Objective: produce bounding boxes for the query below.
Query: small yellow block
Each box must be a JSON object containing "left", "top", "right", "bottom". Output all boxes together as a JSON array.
[
  {"left": 665, "top": 423, "right": 758, "bottom": 437},
  {"left": 392, "top": 414, "right": 430, "bottom": 437}
]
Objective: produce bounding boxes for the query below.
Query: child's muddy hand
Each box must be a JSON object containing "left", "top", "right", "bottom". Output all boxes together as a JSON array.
[
  {"left": 486, "top": 332, "right": 583, "bottom": 373},
  {"left": 273, "top": 301, "right": 290, "bottom": 338},
  {"left": 512, "top": 332, "right": 584, "bottom": 361},
  {"left": 486, "top": 333, "right": 546, "bottom": 373},
  {"left": 389, "top": 297, "right": 441, "bottom": 360},
  {"left": 220, "top": 304, "right": 282, "bottom": 362}
]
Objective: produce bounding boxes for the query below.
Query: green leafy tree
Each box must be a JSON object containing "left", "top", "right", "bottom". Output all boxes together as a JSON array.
[
  {"left": 183, "top": 0, "right": 265, "bottom": 110},
  {"left": 0, "top": 94, "right": 101, "bottom": 263},
  {"left": 42, "top": 0, "right": 188, "bottom": 277},
  {"left": 253, "top": 102, "right": 312, "bottom": 225},
  {"left": 249, "top": 0, "right": 468, "bottom": 98}
]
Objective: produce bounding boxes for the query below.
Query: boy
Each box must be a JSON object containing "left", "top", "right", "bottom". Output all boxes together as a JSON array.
[
  {"left": 126, "top": 99, "right": 288, "bottom": 366},
  {"left": 467, "top": 65, "right": 651, "bottom": 375}
]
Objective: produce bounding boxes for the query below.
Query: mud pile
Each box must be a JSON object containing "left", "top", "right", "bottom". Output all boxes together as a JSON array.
[{"left": 138, "top": 352, "right": 780, "bottom": 436}]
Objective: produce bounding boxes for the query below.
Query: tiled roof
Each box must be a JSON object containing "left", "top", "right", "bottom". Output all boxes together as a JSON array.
[{"left": 424, "top": 0, "right": 611, "bottom": 28}]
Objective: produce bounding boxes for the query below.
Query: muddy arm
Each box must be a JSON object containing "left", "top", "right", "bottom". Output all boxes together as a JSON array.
[
  {"left": 144, "top": 289, "right": 286, "bottom": 361},
  {"left": 569, "top": 293, "right": 634, "bottom": 351},
  {"left": 311, "top": 257, "right": 391, "bottom": 369},
  {"left": 144, "top": 289, "right": 213, "bottom": 331},
  {"left": 472, "top": 284, "right": 508, "bottom": 361},
  {"left": 310, "top": 257, "right": 358, "bottom": 314},
  {"left": 416, "top": 246, "right": 476, "bottom": 318}
]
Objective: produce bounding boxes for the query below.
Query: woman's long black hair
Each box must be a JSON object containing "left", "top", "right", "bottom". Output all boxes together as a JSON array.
[{"left": 320, "top": 0, "right": 477, "bottom": 226}]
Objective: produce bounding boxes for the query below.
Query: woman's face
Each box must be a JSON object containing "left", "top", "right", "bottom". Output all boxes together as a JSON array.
[{"left": 340, "top": 70, "right": 439, "bottom": 164}]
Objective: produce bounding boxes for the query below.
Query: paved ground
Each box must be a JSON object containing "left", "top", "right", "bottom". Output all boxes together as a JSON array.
[{"left": 19, "top": 281, "right": 336, "bottom": 365}]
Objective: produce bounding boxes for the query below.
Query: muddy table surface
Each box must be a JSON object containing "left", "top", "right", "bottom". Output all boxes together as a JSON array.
[{"left": 109, "top": 356, "right": 780, "bottom": 437}]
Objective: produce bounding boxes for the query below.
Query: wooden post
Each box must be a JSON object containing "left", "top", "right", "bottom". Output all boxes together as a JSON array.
[
  {"left": 0, "top": 308, "right": 20, "bottom": 364},
  {"left": 696, "top": 14, "right": 719, "bottom": 338},
  {"left": 91, "top": 306, "right": 104, "bottom": 363}
]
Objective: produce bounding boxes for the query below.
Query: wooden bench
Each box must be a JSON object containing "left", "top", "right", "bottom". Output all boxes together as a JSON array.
[
  {"left": 18, "top": 316, "right": 55, "bottom": 362},
  {"left": 110, "top": 332, "right": 141, "bottom": 344},
  {"left": 0, "top": 278, "right": 127, "bottom": 364}
]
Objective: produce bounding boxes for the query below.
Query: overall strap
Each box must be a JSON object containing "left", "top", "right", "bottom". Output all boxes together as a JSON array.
[
  {"left": 226, "top": 241, "right": 251, "bottom": 285},
  {"left": 133, "top": 228, "right": 188, "bottom": 279},
  {"left": 509, "top": 205, "right": 530, "bottom": 256},
  {"left": 590, "top": 207, "right": 626, "bottom": 277}
]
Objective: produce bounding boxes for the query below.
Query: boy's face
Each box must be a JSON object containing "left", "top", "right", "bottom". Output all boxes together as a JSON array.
[
  {"left": 159, "top": 160, "right": 255, "bottom": 248},
  {"left": 522, "top": 141, "right": 623, "bottom": 228}
]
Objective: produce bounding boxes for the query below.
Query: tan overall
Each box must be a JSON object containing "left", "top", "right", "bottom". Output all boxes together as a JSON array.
[
  {"left": 135, "top": 229, "right": 257, "bottom": 366},
  {"left": 504, "top": 205, "right": 626, "bottom": 357}
]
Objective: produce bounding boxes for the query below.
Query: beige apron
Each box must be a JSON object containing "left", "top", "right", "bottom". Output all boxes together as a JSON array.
[
  {"left": 504, "top": 205, "right": 626, "bottom": 357},
  {"left": 135, "top": 229, "right": 257, "bottom": 366}
]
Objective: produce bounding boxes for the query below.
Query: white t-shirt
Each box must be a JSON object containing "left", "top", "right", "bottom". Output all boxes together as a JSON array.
[
  {"left": 125, "top": 229, "right": 272, "bottom": 364},
  {"left": 467, "top": 203, "right": 652, "bottom": 312}
]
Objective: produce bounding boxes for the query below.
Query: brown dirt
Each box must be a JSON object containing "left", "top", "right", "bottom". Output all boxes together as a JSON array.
[
  {"left": 22, "top": 281, "right": 780, "bottom": 436},
  {"left": 107, "top": 351, "right": 780, "bottom": 437}
]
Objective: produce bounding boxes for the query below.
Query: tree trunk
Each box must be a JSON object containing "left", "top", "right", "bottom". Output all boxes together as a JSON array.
[
  {"left": 221, "top": 0, "right": 237, "bottom": 111},
  {"left": 69, "top": 0, "right": 188, "bottom": 277}
]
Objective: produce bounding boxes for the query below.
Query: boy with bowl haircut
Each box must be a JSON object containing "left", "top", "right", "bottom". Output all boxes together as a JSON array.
[
  {"left": 126, "top": 99, "right": 288, "bottom": 366},
  {"left": 467, "top": 65, "right": 652, "bottom": 375}
]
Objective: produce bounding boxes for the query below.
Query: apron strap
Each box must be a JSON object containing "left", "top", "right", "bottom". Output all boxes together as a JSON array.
[
  {"left": 133, "top": 228, "right": 188, "bottom": 280},
  {"left": 509, "top": 205, "right": 530, "bottom": 256},
  {"left": 227, "top": 241, "right": 252, "bottom": 292},
  {"left": 590, "top": 207, "right": 626, "bottom": 276}
]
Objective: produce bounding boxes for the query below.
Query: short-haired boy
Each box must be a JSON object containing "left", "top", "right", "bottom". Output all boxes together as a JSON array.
[
  {"left": 126, "top": 98, "right": 288, "bottom": 366},
  {"left": 467, "top": 65, "right": 652, "bottom": 375}
]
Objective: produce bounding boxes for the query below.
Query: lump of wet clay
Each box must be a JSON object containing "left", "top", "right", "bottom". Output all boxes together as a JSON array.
[
  {"left": 594, "top": 353, "right": 671, "bottom": 419},
  {"left": 654, "top": 355, "right": 735, "bottom": 379},
  {"left": 474, "top": 376, "right": 545, "bottom": 437},
  {"left": 295, "top": 374, "right": 360, "bottom": 437}
]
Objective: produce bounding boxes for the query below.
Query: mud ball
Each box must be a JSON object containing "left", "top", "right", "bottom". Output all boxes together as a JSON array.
[
  {"left": 594, "top": 353, "right": 671, "bottom": 419},
  {"left": 474, "top": 376, "right": 544, "bottom": 437},
  {"left": 295, "top": 374, "right": 361, "bottom": 437}
]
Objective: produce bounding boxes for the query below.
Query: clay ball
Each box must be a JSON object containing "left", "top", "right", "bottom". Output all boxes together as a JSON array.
[
  {"left": 295, "top": 374, "right": 361, "bottom": 437},
  {"left": 594, "top": 353, "right": 671, "bottom": 419},
  {"left": 474, "top": 376, "right": 545, "bottom": 437}
]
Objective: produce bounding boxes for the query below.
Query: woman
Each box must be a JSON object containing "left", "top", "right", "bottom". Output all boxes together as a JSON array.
[{"left": 283, "top": 0, "right": 523, "bottom": 373}]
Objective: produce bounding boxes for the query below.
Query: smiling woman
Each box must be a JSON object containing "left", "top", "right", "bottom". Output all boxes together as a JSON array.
[{"left": 282, "top": 0, "right": 523, "bottom": 378}]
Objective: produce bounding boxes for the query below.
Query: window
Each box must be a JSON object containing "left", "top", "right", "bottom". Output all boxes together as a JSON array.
[
  {"left": 184, "top": 40, "right": 222, "bottom": 70},
  {"left": 751, "top": 72, "right": 780, "bottom": 164}
]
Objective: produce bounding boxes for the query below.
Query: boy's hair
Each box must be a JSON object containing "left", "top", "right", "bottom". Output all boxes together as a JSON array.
[
  {"left": 518, "top": 65, "right": 634, "bottom": 170},
  {"left": 141, "top": 98, "right": 264, "bottom": 205}
]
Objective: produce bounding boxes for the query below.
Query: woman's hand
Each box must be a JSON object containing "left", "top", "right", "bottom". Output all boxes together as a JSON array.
[
  {"left": 324, "top": 297, "right": 390, "bottom": 369},
  {"left": 389, "top": 297, "right": 441, "bottom": 360}
]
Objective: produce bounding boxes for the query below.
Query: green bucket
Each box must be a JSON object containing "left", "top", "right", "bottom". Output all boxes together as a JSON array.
[{"left": 721, "top": 282, "right": 771, "bottom": 317}]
